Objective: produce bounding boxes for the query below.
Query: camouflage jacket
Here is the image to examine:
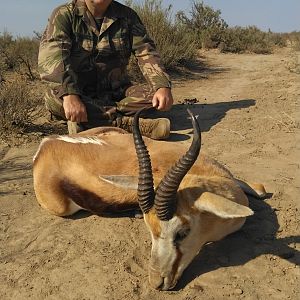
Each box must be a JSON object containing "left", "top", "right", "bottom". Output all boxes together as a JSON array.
[{"left": 38, "top": 0, "right": 171, "bottom": 100}]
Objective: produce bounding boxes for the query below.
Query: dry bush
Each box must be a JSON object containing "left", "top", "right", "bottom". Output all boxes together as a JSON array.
[
  {"left": 0, "top": 77, "right": 38, "bottom": 137},
  {"left": 0, "top": 32, "right": 39, "bottom": 80},
  {"left": 287, "top": 31, "right": 300, "bottom": 51},
  {"left": 177, "top": 0, "right": 228, "bottom": 49},
  {"left": 220, "top": 26, "right": 273, "bottom": 54},
  {"left": 0, "top": 31, "right": 16, "bottom": 71},
  {"left": 126, "top": 0, "right": 197, "bottom": 73},
  {"left": 268, "top": 31, "right": 286, "bottom": 48},
  {"left": 175, "top": 1, "right": 289, "bottom": 54},
  {"left": 13, "top": 37, "right": 39, "bottom": 80}
]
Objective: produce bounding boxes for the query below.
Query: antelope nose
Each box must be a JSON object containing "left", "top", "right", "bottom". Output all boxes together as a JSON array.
[{"left": 149, "top": 268, "right": 164, "bottom": 290}]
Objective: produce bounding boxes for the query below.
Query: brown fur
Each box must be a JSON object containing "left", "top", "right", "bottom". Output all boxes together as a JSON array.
[
  {"left": 33, "top": 129, "right": 263, "bottom": 217},
  {"left": 145, "top": 210, "right": 161, "bottom": 239},
  {"left": 77, "top": 127, "right": 128, "bottom": 136}
]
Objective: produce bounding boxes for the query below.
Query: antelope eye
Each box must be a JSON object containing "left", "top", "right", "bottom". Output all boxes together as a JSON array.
[{"left": 174, "top": 228, "right": 190, "bottom": 245}]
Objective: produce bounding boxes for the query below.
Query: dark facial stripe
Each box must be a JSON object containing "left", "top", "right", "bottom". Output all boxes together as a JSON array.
[{"left": 171, "top": 247, "right": 183, "bottom": 284}]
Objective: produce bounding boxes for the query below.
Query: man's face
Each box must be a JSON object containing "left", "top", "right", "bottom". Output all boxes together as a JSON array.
[{"left": 85, "top": 0, "right": 113, "bottom": 7}]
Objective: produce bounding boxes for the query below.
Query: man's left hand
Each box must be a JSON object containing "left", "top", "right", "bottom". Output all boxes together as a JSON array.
[{"left": 152, "top": 88, "right": 173, "bottom": 111}]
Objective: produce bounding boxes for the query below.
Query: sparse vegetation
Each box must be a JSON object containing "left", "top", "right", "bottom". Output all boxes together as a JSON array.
[
  {"left": 176, "top": 1, "right": 288, "bottom": 54},
  {"left": 176, "top": 0, "right": 228, "bottom": 49},
  {"left": 0, "top": 31, "right": 39, "bottom": 80},
  {"left": 0, "top": 77, "right": 39, "bottom": 137},
  {"left": 285, "top": 31, "right": 300, "bottom": 51},
  {"left": 126, "top": 0, "right": 198, "bottom": 80},
  {"left": 220, "top": 26, "right": 273, "bottom": 54}
]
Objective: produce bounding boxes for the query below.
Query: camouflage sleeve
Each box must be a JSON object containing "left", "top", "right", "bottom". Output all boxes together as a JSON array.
[
  {"left": 38, "top": 5, "right": 80, "bottom": 98},
  {"left": 130, "top": 11, "right": 171, "bottom": 91}
]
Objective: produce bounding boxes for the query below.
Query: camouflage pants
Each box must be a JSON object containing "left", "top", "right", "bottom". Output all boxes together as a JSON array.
[{"left": 44, "top": 85, "right": 154, "bottom": 127}]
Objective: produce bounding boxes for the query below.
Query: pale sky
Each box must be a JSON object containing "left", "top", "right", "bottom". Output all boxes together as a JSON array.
[{"left": 1, "top": 0, "right": 299, "bottom": 37}]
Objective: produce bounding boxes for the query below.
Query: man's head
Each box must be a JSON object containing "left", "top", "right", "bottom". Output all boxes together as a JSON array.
[
  {"left": 85, "top": 0, "right": 113, "bottom": 17},
  {"left": 85, "top": 0, "right": 112, "bottom": 5}
]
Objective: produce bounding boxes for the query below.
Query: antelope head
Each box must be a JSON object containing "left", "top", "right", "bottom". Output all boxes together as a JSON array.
[{"left": 132, "top": 109, "right": 253, "bottom": 290}]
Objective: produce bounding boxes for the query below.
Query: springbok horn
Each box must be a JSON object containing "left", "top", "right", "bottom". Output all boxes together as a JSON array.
[
  {"left": 132, "top": 108, "right": 155, "bottom": 214},
  {"left": 154, "top": 109, "right": 201, "bottom": 220}
]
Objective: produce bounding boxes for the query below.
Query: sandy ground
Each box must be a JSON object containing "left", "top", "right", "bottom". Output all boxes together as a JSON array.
[{"left": 0, "top": 48, "right": 299, "bottom": 300}]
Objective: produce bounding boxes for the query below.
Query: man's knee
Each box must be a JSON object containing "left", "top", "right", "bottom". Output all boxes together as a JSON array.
[
  {"left": 125, "top": 84, "right": 154, "bottom": 101},
  {"left": 44, "top": 88, "right": 66, "bottom": 120}
]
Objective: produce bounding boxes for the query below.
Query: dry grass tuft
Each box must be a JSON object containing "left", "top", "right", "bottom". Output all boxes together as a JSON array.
[{"left": 0, "top": 76, "right": 40, "bottom": 138}]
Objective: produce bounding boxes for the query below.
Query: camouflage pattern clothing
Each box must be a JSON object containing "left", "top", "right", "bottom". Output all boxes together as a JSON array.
[{"left": 38, "top": 0, "right": 171, "bottom": 125}]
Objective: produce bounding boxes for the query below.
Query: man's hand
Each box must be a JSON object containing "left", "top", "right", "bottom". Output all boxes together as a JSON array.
[
  {"left": 63, "top": 94, "right": 88, "bottom": 123},
  {"left": 152, "top": 88, "right": 173, "bottom": 111}
]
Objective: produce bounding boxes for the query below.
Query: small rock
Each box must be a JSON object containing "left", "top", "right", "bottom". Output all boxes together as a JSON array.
[
  {"left": 191, "top": 284, "right": 204, "bottom": 292},
  {"left": 180, "top": 98, "right": 199, "bottom": 105},
  {"left": 233, "top": 288, "right": 243, "bottom": 295}
]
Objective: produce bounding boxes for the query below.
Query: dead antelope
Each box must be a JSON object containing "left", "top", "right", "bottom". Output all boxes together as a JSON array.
[{"left": 33, "top": 109, "right": 266, "bottom": 290}]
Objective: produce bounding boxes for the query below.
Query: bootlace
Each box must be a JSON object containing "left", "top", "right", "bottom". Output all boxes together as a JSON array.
[{"left": 138, "top": 121, "right": 156, "bottom": 135}]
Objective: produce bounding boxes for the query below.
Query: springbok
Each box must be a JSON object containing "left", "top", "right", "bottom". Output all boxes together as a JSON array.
[{"left": 33, "top": 109, "right": 266, "bottom": 290}]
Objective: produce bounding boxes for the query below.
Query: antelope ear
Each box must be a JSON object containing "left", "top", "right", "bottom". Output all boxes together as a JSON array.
[
  {"left": 194, "top": 192, "right": 253, "bottom": 218},
  {"left": 99, "top": 175, "right": 138, "bottom": 190}
]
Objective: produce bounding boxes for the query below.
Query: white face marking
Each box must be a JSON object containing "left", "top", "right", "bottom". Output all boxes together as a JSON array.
[
  {"left": 57, "top": 136, "right": 107, "bottom": 145},
  {"left": 146, "top": 214, "right": 205, "bottom": 290}
]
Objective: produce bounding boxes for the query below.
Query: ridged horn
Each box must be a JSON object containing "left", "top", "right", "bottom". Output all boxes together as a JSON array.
[
  {"left": 132, "top": 108, "right": 155, "bottom": 214},
  {"left": 154, "top": 109, "right": 201, "bottom": 221}
]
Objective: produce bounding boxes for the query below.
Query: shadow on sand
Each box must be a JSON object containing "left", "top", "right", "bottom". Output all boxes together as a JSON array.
[
  {"left": 170, "top": 58, "right": 230, "bottom": 82},
  {"left": 170, "top": 99, "right": 255, "bottom": 132},
  {"left": 150, "top": 99, "right": 256, "bottom": 141}
]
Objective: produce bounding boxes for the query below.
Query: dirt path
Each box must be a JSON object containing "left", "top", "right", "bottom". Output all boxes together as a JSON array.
[{"left": 1, "top": 48, "right": 299, "bottom": 300}]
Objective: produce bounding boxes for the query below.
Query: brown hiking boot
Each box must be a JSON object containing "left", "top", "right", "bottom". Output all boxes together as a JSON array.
[{"left": 114, "top": 116, "right": 170, "bottom": 140}]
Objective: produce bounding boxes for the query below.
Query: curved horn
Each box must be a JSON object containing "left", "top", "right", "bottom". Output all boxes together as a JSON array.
[
  {"left": 132, "top": 109, "right": 155, "bottom": 214},
  {"left": 154, "top": 109, "right": 201, "bottom": 220}
]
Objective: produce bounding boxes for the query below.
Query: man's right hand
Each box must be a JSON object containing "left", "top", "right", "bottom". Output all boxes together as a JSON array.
[{"left": 63, "top": 94, "right": 88, "bottom": 123}]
